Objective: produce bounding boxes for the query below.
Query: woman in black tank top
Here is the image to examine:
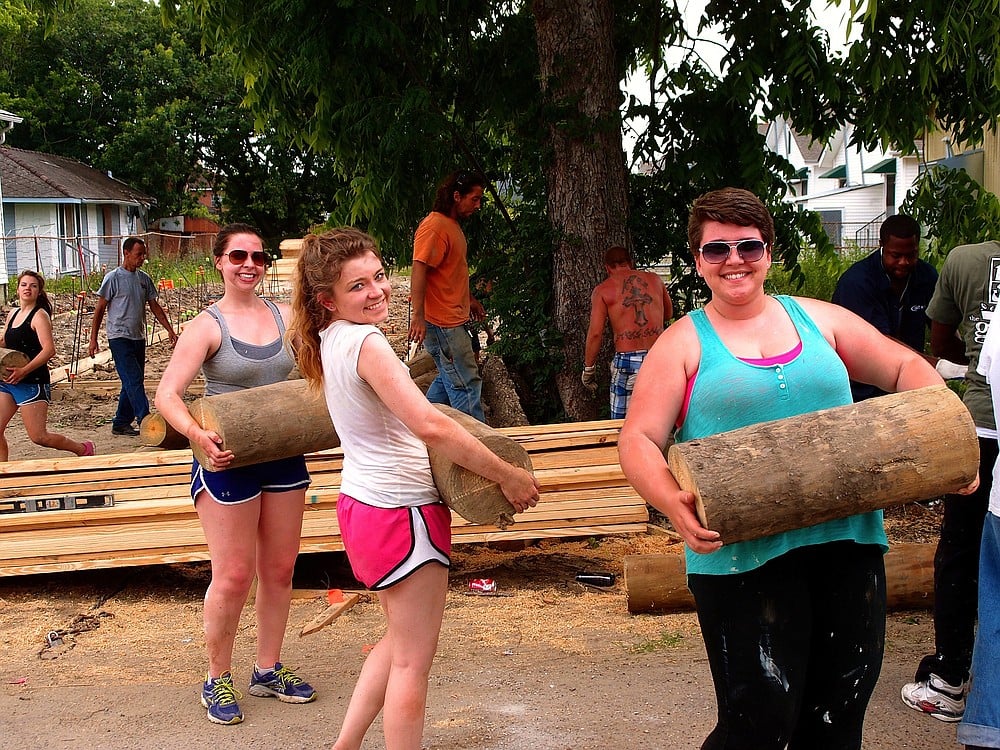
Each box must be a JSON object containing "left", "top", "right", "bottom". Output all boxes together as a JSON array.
[{"left": 0, "top": 270, "right": 95, "bottom": 460}]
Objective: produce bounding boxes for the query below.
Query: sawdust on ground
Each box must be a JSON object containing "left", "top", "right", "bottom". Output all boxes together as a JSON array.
[{"left": 0, "top": 277, "right": 955, "bottom": 750}]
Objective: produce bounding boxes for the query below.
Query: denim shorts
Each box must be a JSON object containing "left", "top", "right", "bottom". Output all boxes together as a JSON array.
[
  {"left": 0, "top": 382, "right": 51, "bottom": 406},
  {"left": 958, "top": 511, "right": 1000, "bottom": 747},
  {"left": 190, "top": 455, "right": 311, "bottom": 505}
]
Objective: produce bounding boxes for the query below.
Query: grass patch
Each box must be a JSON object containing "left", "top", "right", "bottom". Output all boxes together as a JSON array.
[{"left": 629, "top": 631, "right": 686, "bottom": 653}]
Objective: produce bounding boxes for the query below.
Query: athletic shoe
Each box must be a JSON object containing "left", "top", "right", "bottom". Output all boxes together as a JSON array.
[
  {"left": 900, "top": 673, "right": 968, "bottom": 722},
  {"left": 111, "top": 425, "right": 139, "bottom": 436},
  {"left": 248, "top": 662, "right": 317, "bottom": 703},
  {"left": 81, "top": 440, "right": 96, "bottom": 457},
  {"left": 201, "top": 671, "right": 244, "bottom": 725}
]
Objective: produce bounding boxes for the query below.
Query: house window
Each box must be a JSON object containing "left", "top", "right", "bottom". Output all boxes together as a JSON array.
[
  {"left": 57, "top": 205, "right": 81, "bottom": 272},
  {"left": 885, "top": 175, "right": 896, "bottom": 214}
]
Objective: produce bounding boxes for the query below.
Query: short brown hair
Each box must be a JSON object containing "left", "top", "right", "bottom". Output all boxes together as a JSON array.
[
  {"left": 687, "top": 188, "right": 775, "bottom": 255},
  {"left": 603, "top": 246, "right": 633, "bottom": 267}
]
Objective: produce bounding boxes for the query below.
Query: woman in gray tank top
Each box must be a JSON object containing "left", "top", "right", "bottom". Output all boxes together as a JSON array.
[{"left": 155, "top": 224, "right": 315, "bottom": 726}]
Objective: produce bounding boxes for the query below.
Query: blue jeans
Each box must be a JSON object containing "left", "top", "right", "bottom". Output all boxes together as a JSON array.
[
  {"left": 959, "top": 512, "right": 1000, "bottom": 748},
  {"left": 108, "top": 337, "right": 149, "bottom": 429},
  {"left": 423, "top": 322, "right": 484, "bottom": 422}
]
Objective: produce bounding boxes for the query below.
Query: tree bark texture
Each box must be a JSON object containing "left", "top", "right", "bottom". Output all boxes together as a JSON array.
[
  {"left": 191, "top": 379, "right": 338, "bottom": 470},
  {"left": 533, "top": 0, "right": 631, "bottom": 421},
  {"left": 427, "top": 405, "right": 532, "bottom": 529},
  {"left": 625, "top": 542, "right": 938, "bottom": 614},
  {"left": 666, "top": 385, "right": 978, "bottom": 545}
]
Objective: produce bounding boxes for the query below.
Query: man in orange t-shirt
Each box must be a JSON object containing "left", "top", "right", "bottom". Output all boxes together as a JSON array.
[{"left": 408, "top": 170, "right": 487, "bottom": 421}]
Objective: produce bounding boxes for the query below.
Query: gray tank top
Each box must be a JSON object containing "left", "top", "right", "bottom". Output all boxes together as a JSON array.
[{"left": 201, "top": 299, "right": 294, "bottom": 395}]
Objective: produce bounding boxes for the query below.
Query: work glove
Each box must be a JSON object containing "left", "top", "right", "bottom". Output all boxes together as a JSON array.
[
  {"left": 935, "top": 359, "right": 967, "bottom": 380},
  {"left": 581, "top": 366, "right": 598, "bottom": 392}
]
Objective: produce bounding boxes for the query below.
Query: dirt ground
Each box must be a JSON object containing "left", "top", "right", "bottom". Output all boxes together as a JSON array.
[{"left": 0, "top": 281, "right": 964, "bottom": 749}]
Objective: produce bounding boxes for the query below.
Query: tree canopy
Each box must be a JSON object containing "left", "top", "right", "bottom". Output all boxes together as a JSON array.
[
  {"left": 0, "top": 0, "right": 342, "bottom": 239},
  {"left": 23, "top": 0, "right": 1000, "bottom": 420}
]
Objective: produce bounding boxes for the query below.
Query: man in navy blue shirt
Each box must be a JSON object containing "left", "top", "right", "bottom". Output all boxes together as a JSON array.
[{"left": 832, "top": 214, "right": 954, "bottom": 400}]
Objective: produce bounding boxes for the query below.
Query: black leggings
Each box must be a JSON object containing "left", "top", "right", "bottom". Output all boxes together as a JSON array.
[{"left": 688, "top": 541, "right": 886, "bottom": 750}]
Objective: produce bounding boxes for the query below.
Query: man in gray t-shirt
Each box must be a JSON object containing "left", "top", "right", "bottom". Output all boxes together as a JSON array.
[
  {"left": 88, "top": 237, "right": 177, "bottom": 436},
  {"left": 901, "top": 240, "right": 1000, "bottom": 722}
]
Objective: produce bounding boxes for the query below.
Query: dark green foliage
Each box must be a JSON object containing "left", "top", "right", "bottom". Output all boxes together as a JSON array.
[{"left": 902, "top": 166, "right": 1000, "bottom": 262}]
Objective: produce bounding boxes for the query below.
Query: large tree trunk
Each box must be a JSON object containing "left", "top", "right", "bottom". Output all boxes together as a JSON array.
[{"left": 533, "top": 0, "right": 631, "bottom": 421}]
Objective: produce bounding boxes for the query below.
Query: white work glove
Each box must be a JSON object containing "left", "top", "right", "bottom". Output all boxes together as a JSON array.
[
  {"left": 935, "top": 359, "right": 967, "bottom": 380},
  {"left": 581, "top": 366, "right": 598, "bottom": 392}
]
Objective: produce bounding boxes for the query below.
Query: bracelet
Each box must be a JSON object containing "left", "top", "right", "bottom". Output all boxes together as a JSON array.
[{"left": 583, "top": 365, "right": 596, "bottom": 372}]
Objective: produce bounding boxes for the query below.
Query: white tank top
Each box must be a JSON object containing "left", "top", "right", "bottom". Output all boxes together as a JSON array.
[{"left": 319, "top": 320, "right": 439, "bottom": 508}]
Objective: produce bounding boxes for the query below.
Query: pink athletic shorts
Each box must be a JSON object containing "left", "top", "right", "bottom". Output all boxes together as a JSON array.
[{"left": 337, "top": 493, "right": 452, "bottom": 591}]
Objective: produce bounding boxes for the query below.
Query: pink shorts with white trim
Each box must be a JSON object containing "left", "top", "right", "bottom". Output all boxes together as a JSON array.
[{"left": 337, "top": 493, "right": 452, "bottom": 591}]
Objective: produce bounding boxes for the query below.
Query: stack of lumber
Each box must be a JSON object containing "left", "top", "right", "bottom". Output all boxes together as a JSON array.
[
  {"left": 0, "top": 420, "right": 647, "bottom": 577},
  {"left": 259, "top": 238, "right": 303, "bottom": 295}
]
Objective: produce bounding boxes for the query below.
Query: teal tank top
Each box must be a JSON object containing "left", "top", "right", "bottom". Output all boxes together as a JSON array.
[{"left": 676, "top": 295, "right": 888, "bottom": 576}]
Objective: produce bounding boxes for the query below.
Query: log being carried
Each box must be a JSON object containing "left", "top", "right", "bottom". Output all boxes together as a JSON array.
[
  {"left": 666, "top": 384, "right": 978, "bottom": 544},
  {"left": 186, "top": 369, "right": 530, "bottom": 529}
]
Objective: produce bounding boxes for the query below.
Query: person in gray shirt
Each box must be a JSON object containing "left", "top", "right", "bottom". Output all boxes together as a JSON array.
[{"left": 88, "top": 236, "right": 177, "bottom": 436}]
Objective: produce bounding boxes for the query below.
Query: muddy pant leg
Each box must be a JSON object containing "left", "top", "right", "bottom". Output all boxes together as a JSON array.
[
  {"left": 689, "top": 541, "right": 885, "bottom": 750},
  {"left": 922, "top": 437, "right": 996, "bottom": 684},
  {"left": 789, "top": 543, "right": 885, "bottom": 750}
]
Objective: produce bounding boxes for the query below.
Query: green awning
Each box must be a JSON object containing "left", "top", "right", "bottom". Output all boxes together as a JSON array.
[
  {"left": 864, "top": 158, "right": 896, "bottom": 174},
  {"left": 792, "top": 167, "right": 809, "bottom": 180},
  {"left": 818, "top": 164, "right": 847, "bottom": 179}
]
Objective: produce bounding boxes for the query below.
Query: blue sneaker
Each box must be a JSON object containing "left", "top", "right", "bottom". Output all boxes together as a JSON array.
[
  {"left": 201, "top": 671, "right": 244, "bottom": 725},
  {"left": 248, "top": 662, "right": 317, "bottom": 703}
]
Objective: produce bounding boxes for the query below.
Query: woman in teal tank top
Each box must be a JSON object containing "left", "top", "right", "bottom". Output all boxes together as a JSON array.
[{"left": 619, "top": 188, "right": 977, "bottom": 750}]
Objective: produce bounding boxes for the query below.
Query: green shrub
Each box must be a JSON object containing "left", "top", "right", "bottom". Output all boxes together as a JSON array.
[{"left": 766, "top": 246, "right": 868, "bottom": 302}]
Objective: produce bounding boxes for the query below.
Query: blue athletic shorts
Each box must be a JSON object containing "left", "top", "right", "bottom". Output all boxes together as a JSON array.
[
  {"left": 0, "top": 382, "right": 51, "bottom": 406},
  {"left": 190, "top": 455, "right": 311, "bottom": 505}
]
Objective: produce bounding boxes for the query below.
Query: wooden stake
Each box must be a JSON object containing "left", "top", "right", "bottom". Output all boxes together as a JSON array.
[
  {"left": 299, "top": 592, "right": 361, "bottom": 637},
  {"left": 667, "top": 385, "right": 978, "bottom": 545}
]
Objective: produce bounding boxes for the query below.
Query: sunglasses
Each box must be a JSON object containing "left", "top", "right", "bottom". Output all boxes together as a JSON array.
[
  {"left": 697, "top": 239, "right": 768, "bottom": 264},
  {"left": 223, "top": 249, "right": 268, "bottom": 266}
]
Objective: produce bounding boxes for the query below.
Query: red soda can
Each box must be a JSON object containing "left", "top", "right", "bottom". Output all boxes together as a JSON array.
[{"left": 469, "top": 578, "right": 497, "bottom": 593}]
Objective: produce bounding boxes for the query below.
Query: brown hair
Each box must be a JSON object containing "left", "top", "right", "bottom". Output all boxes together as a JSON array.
[
  {"left": 603, "top": 245, "right": 633, "bottom": 267},
  {"left": 431, "top": 169, "right": 486, "bottom": 214},
  {"left": 213, "top": 223, "right": 262, "bottom": 258},
  {"left": 287, "top": 227, "right": 382, "bottom": 390},
  {"left": 17, "top": 269, "right": 52, "bottom": 315},
  {"left": 687, "top": 188, "right": 775, "bottom": 255}
]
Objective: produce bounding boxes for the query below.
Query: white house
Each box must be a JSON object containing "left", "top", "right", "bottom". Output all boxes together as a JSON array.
[
  {"left": 762, "top": 119, "right": 922, "bottom": 250},
  {"left": 0, "top": 144, "right": 153, "bottom": 283}
]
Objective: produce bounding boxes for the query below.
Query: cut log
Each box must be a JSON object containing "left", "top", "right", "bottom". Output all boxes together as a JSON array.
[
  {"left": 190, "top": 379, "right": 339, "bottom": 470},
  {"left": 140, "top": 413, "right": 189, "bottom": 450},
  {"left": 407, "top": 349, "right": 438, "bottom": 379},
  {"left": 427, "top": 405, "right": 532, "bottom": 529},
  {"left": 624, "top": 542, "right": 937, "bottom": 614},
  {"left": 189, "top": 383, "right": 533, "bottom": 530},
  {"left": 0, "top": 348, "right": 29, "bottom": 375},
  {"left": 666, "top": 385, "right": 978, "bottom": 545}
]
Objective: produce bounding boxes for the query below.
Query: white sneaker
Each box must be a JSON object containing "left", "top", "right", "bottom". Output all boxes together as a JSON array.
[{"left": 900, "top": 673, "right": 968, "bottom": 722}]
